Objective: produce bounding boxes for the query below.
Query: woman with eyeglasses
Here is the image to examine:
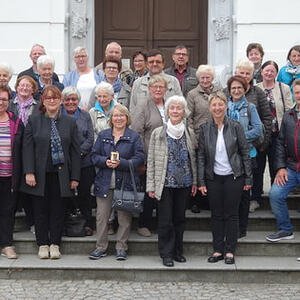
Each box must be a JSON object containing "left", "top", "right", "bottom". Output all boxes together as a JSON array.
[
  {"left": 21, "top": 85, "right": 81, "bottom": 259},
  {"left": 63, "top": 47, "right": 105, "bottom": 110}
]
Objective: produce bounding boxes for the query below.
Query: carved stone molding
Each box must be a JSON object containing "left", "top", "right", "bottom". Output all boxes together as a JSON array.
[
  {"left": 213, "top": 16, "right": 231, "bottom": 41},
  {"left": 71, "top": 10, "right": 87, "bottom": 39}
]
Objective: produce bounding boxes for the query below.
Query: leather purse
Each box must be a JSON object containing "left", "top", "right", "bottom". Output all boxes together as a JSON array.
[{"left": 112, "top": 160, "right": 144, "bottom": 214}]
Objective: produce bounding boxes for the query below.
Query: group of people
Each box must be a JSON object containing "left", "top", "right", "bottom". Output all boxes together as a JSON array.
[{"left": 0, "top": 40, "right": 300, "bottom": 266}]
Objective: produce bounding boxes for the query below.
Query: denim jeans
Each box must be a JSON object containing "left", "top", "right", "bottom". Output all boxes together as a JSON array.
[{"left": 269, "top": 168, "right": 300, "bottom": 232}]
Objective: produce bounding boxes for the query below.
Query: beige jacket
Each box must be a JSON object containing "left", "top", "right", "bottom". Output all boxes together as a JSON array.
[
  {"left": 146, "top": 125, "right": 197, "bottom": 200},
  {"left": 186, "top": 84, "right": 221, "bottom": 140},
  {"left": 257, "top": 81, "right": 293, "bottom": 128},
  {"left": 89, "top": 106, "right": 113, "bottom": 141}
]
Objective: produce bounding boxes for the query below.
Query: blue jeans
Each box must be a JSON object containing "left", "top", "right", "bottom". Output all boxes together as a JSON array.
[{"left": 269, "top": 168, "right": 300, "bottom": 232}]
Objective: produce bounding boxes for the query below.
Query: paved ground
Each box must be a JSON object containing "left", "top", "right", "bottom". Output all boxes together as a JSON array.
[{"left": 0, "top": 280, "right": 300, "bottom": 299}]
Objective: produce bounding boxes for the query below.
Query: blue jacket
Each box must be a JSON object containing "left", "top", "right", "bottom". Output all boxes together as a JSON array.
[
  {"left": 91, "top": 127, "right": 144, "bottom": 198},
  {"left": 277, "top": 65, "right": 300, "bottom": 100},
  {"left": 63, "top": 68, "right": 105, "bottom": 87},
  {"left": 227, "top": 97, "right": 263, "bottom": 155}
]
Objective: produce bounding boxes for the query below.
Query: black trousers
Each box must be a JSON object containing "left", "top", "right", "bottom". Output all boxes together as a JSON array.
[
  {"left": 207, "top": 174, "right": 244, "bottom": 254},
  {"left": 32, "top": 172, "right": 67, "bottom": 246},
  {"left": 0, "top": 177, "right": 16, "bottom": 247},
  {"left": 157, "top": 187, "right": 189, "bottom": 259},
  {"left": 68, "top": 166, "right": 94, "bottom": 228}
]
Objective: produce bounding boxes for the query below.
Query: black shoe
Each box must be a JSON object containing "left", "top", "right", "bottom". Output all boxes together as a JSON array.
[
  {"left": 191, "top": 204, "right": 200, "bottom": 213},
  {"left": 224, "top": 256, "right": 235, "bottom": 264},
  {"left": 207, "top": 254, "right": 224, "bottom": 263},
  {"left": 162, "top": 257, "right": 174, "bottom": 267},
  {"left": 238, "top": 231, "right": 247, "bottom": 239},
  {"left": 174, "top": 255, "right": 186, "bottom": 263}
]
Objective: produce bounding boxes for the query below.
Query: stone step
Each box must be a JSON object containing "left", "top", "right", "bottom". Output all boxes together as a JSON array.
[
  {"left": 260, "top": 194, "right": 300, "bottom": 210},
  {"left": 15, "top": 209, "right": 300, "bottom": 232},
  {"left": 1, "top": 254, "right": 300, "bottom": 283},
  {"left": 12, "top": 230, "right": 300, "bottom": 257}
]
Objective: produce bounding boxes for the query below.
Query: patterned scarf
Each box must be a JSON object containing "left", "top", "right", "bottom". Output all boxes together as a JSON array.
[
  {"left": 16, "top": 96, "right": 34, "bottom": 126},
  {"left": 286, "top": 60, "right": 300, "bottom": 76},
  {"left": 50, "top": 116, "right": 65, "bottom": 166},
  {"left": 104, "top": 76, "right": 122, "bottom": 94},
  {"left": 227, "top": 96, "right": 247, "bottom": 121}
]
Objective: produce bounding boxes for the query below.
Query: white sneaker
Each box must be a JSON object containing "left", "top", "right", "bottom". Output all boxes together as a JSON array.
[
  {"left": 249, "top": 200, "right": 260, "bottom": 213},
  {"left": 297, "top": 257, "right": 300, "bottom": 261},
  {"left": 49, "top": 244, "right": 61, "bottom": 259},
  {"left": 38, "top": 245, "right": 49, "bottom": 259}
]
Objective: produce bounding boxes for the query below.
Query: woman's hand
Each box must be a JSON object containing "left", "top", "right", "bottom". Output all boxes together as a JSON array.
[
  {"left": 70, "top": 180, "right": 79, "bottom": 189},
  {"left": 243, "top": 185, "right": 252, "bottom": 191},
  {"left": 148, "top": 191, "right": 155, "bottom": 198},
  {"left": 106, "top": 159, "right": 120, "bottom": 169},
  {"left": 191, "top": 185, "right": 197, "bottom": 197},
  {"left": 198, "top": 186, "right": 207, "bottom": 196},
  {"left": 25, "top": 173, "right": 36, "bottom": 187}
]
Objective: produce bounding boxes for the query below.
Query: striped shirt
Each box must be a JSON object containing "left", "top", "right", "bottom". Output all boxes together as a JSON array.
[{"left": 0, "top": 120, "right": 12, "bottom": 177}]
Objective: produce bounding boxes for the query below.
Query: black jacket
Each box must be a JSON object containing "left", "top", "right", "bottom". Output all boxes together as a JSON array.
[
  {"left": 21, "top": 112, "right": 81, "bottom": 197},
  {"left": 275, "top": 108, "right": 300, "bottom": 172},
  {"left": 197, "top": 116, "right": 252, "bottom": 186}
]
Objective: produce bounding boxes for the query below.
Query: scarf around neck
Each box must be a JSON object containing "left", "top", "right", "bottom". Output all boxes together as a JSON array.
[
  {"left": 166, "top": 119, "right": 185, "bottom": 139},
  {"left": 227, "top": 96, "right": 247, "bottom": 122},
  {"left": 16, "top": 95, "right": 34, "bottom": 126},
  {"left": 50, "top": 115, "right": 65, "bottom": 166},
  {"left": 286, "top": 60, "right": 300, "bottom": 76},
  {"left": 94, "top": 100, "right": 114, "bottom": 118}
]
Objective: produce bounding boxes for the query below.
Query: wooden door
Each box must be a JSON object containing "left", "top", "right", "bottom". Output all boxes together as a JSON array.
[{"left": 95, "top": 0, "right": 207, "bottom": 68}]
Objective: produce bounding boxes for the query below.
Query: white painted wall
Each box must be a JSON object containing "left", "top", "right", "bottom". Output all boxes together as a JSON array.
[
  {"left": 0, "top": 0, "right": 66, "bottom": 87},
  {"left": 234, "top": 0, "right": 300, "bottom": 70}
]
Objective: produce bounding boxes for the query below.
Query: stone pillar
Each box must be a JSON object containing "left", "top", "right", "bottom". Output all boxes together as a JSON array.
[
  {"left": 66, "top": 0, "right": 94, "bottom": 71},
  {"left": 207, "top": 0, "right": 234, "bottom": 87}
]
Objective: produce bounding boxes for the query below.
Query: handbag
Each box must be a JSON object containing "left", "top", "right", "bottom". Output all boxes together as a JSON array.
[
  {"left": 112, "top": 160, "right": 144, "bottom": 214},
  {"left": 64, "top": 195, "right": 86, "bottom": 237}
]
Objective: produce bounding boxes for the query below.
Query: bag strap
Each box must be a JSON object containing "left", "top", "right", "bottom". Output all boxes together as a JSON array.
[
  {"left": 279, "top": 82, "right": 286, "bottom": 112},
  {"left": 128, "top": 160, "right": 139, "bottom": 201}
]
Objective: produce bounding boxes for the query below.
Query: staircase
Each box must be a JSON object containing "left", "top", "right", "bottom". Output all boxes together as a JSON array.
[{"left": 1, "top": 195, "right": 300, "bottom": 283}]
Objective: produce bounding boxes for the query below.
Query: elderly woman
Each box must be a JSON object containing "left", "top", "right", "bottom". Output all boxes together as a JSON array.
[
  {"left": 224, "top": 59, "right": 272, "bottom": 152},
  {"left": 35, "top": 55, "right": 64, "bottom": 100},
  {"left": 277, "top": 45, "right": 300, "bottom": 93},
  {"left": 0, "top": 62, "right": 15, "bottom": 99},
  {"left": 246, "top": 43, "right": 264, "bottom": 84},
  {"left": 227, "top": 76, "right": 263, "bottom": 238},
  {"left": 89, "top": 57, "right": 130, "bottom": 109},
  {"left": 131, "top": 74, "right": 168, "bottom": 237},
  {"left": 186, "top": 64, "right": 221, "bottom": 213},
  {"left": 0, "top": 86, "right": 23, "bottom": 259},
  {"left": 63, "top": 47, "right": 105, "bottom": 110},
  {"left": 21, "top": 86, "right": 81, "bottom": 259},
  {"left": 126, "top": 50, "right": 148, "bottom": 87},
  {"left": 198, "top": 91, "right": 252, "bottom": 264},
  {"left": 250, "top": 61, "right": 294, "bottom": 212},
  {"left": 89, "top": 82, "right": 116, "bottom": 141},
  {"left": 147, "top": 95, "right": 197, "bottom": 267},
  {"left": 62, "top": 86, "right": 94, "bottom": 235},
  {"left": 89, "top": 104, "right": 144, "bottom": 260}
]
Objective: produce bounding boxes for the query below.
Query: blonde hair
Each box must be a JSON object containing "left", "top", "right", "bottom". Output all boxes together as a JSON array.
[
  {"left": 208, "top": 91, "right": 227, "bottom": 105},
  {"left": 108, "top": 104, "right": 131, "bottom": 127},
  {"left": 235, "top": 59, "right": 254, "bottom": 73},
  {"left": 196, "top": 64, "right": 215, "bottom": 80}
]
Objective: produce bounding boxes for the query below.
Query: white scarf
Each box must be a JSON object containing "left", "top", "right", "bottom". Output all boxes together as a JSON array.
[{"left": 166, "top": 119, "right": 185, "bottom": 139}]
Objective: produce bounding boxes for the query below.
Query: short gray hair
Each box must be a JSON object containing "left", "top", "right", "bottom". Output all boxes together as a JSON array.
[
  {"left": 73, "top": 46, "right": 88, "bottom": 57},
  {"left": 62, "top": 86, "right": 81, "bottom": 102},
  {"left": 95, "top": 81, "right": 114, "bottom": 96},
  {"left": 0, "top": 62, "right": 13, "bottom": 78},
  {"left": 148, "top": 74, "right": 168, "bottom": 88},
  {"left": 165, "top": 95, "right": 188, "bottom": 119},
  {"left": 235, "top": 59, "right": 254, "bottom": 74},
  {"left": 196, "top": 64, "right": 215, "bottom": 80},
  {"left": 105, "top": 42, "right": 122, "bottom": 52},
  {"left": 37, "top": 55, "right": 55, "bottom": 70},
  {"left": 30, "top": 44, "right": 46, "bottom": 54}
]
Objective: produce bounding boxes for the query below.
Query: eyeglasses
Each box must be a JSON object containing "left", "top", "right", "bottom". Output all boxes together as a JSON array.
[
  {"left": 0, "top": 98, "right": 9, "bottom": 102},
  {"left": 150, "top": 85, "right": 166, "bottom": 90},
  {"left": 18, "top": 84, "right": 32, "bottom": 89},
  {"left": 64, "top": 97, "right": 78, "bottom": 102},
  {"left": 105, "top": 66, "right": 118, "bottom": 71},
  {"left": 147, "top": 60, "right": 163, "bottom": 65},
  {"left": 44, "top": 97, "right": 60, "bottom": 102},
  {"left": 134, "top": 59, "right": 145, "bottom": 63},
  {"left": 112, "top": 114, "right": 126, "bottom": 118},
  {"left": 174, "top": 52, "right": 188, "bottom": 57},
  {"left": 74, "top": 55, "right": 87, "bottom": 59}
]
